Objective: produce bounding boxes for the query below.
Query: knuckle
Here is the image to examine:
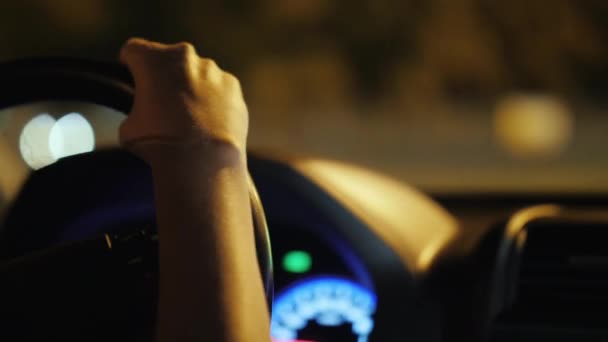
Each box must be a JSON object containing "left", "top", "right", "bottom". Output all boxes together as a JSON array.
[
  {"left": 124, "top": 37, "right": 147, "bottom": 49},
  {"left": 126, "top": 37, "right": 146, "bottom": 46},
  {"left": 121, "top": 37, "right": 148, "bottom": 58},
  {"left": 223, "top": 71, "right": 241, "bottom": 87},
  {"left": 160, "top": 43, "right": 198, "bottom": 77},
  {"left": 122, "top": 38, "right": 177, "bottom": 63},
  {"left": 200, "top": 57, "right": 219, "bottom": 70},
  {"left": 199, "top": 58, "right": 222, "bottom": 81},
  {"left": 171, "top": 41, "right": 197, "bottom": 57}
]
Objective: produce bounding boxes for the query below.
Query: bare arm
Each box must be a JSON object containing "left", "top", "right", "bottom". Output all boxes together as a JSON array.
[{"left": 118, "top": 38, "right": 270, "bottom": 342}]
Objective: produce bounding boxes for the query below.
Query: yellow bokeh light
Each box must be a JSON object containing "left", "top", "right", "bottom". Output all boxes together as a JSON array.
[{"left": 494, "top": 94, "right": 573, "bottom": 159}]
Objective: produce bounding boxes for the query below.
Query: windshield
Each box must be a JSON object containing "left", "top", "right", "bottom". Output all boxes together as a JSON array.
[{"left": 1, "top": 0, "right": 607, "bottom": 206}]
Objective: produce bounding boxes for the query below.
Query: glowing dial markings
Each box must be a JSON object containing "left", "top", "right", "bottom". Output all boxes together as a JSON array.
[{"left": 271, "top": 277, "right": 377, "bottom": 342}]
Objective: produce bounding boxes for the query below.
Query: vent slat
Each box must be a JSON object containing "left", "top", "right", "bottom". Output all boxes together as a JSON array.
[{"left": 491, "top": 220, "right": 608, "bottom": 341}]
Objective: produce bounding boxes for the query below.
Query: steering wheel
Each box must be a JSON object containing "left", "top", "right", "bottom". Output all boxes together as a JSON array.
[{"left": 0, "top": 58, "right": 273, "bottom": 340}]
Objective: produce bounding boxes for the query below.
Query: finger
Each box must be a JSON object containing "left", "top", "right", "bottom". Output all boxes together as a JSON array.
[
  {"left": 120, "top": 38, "right": 198, "bottom": 70},
  {"left": 119, "top": 37, "right": 171, "bottom": 65},
  {"left": 119, "top": 38, "right": 166, "bottom": 86},
  {"left": 120, "top": 38, "right": 201, "bottom": 89}
]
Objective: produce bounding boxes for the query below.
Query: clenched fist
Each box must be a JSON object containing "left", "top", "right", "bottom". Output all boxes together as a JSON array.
[{"left": 119, "top": 38, "right": 249, "bottom": 165}]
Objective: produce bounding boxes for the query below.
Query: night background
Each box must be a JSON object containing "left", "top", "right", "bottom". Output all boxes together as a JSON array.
[{"left": 1, "top": 0, "right": 608, "bottom": 194}]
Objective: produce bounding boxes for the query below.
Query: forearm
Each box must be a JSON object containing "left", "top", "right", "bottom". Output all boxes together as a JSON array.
[
  {"left": 116, "top": 38, "right": 266, "bottom": 341},
  {"left": 149, "top": 143, "right": 270, "bottom": 342}
]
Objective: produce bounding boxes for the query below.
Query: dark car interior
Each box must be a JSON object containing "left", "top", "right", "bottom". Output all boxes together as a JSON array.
[{"left": 1, "top": 2, "right": 608, "bottom": 342}]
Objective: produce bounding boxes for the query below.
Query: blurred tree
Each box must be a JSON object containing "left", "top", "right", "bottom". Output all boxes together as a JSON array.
[
  {"left": 2, "top": 0, "right": 608, "bottom": 111},
  {"left": 482, "top": 0, "right": 608, "bottom": 97}
]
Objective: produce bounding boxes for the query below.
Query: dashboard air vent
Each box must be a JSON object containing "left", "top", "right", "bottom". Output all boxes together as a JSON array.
[{"left": 492, "top": 218, "right": 608, "bottom": 341}]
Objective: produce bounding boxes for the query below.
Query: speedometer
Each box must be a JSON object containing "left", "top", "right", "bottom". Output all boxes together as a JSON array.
[{"left": 271, "top": 276, "right": 377, "bottom": 342}]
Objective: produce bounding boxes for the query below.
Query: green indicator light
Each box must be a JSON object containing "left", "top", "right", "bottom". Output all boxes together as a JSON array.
[{"left": 282, "top": 250, "right": 312, "bottom": 273}]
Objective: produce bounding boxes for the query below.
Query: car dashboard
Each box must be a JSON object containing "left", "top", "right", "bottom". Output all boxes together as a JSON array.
[{"left": 1, "top": 108, "right": 608, "bottom": 342}]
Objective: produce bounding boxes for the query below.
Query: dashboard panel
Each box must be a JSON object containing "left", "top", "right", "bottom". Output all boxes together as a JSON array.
[{"left": 2, "top": 146, "right": 608, "bottom": 342}]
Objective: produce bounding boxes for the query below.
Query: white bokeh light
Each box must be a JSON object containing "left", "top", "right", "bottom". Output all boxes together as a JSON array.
[
  {"left": 19, "top": 113, "right": 57, "bottom": 170},
  {"left": 19, "top": 112, "right": 96, "bottom": 170},
  {"left": 49, "top": 112, "right": 95, "bottom": 160}
]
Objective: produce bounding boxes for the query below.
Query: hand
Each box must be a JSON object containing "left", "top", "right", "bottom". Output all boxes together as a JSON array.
[{"left": 118, "top": 38, "right": 249, "bottom": 165}]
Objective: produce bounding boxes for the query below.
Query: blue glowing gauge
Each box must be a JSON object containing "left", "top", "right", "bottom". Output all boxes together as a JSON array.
[{"left": 271, "top": 276, "right": 377, "bottom": 342}]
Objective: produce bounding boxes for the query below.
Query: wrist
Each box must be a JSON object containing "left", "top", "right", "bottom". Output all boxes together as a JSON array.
[{"left": 126, "top": 139, "right": 248, "bottom": 174}]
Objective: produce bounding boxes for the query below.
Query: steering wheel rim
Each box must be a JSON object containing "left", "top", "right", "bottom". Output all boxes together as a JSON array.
[{"left": 0, "top": 57, "right": 273, "bottom": 330}]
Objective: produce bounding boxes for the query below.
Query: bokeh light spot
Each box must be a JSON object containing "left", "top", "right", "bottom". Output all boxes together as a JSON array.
[
  {"left": 283, "top": 250, "right": 313, "bottom": 274},
  {"left": 19, "top": 114, "right": 57, "bottom": 170},
  {"left": 49, "top": 112, "right": 95, "bottom": 160},
  {"left": 494, "top": 94, "right": 573, "bottom": 159}
]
